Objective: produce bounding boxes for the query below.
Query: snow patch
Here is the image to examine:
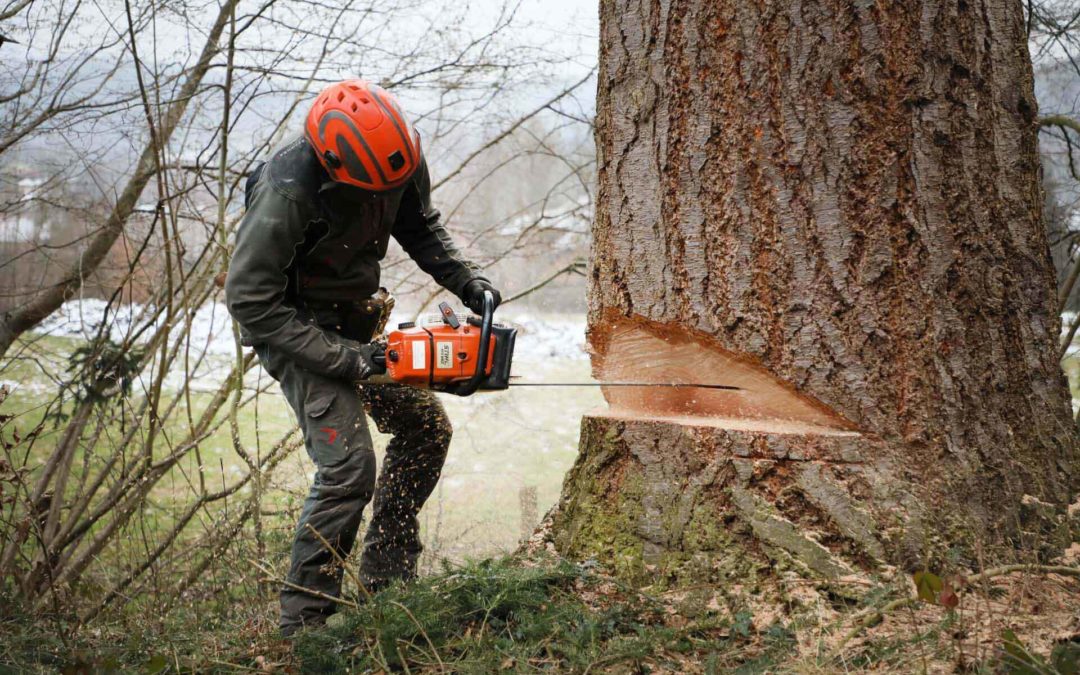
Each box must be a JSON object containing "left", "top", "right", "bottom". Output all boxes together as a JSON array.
[
  {"left": 33, "top": 300, "right": 588, "bottom": 394},
  {"left": 39, "top": 299, "right": 238, "bottom": 356},
  {"left": 40, "top": 299, "right": 587, "bottom": 361}
]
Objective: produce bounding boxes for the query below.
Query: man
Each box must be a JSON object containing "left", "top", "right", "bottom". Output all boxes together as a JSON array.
[{"left": 225, "top": 79, "right": 501, "bottom": 636}]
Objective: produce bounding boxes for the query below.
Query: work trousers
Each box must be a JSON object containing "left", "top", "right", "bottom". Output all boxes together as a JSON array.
[{"left": 256, "top": 342, "right": 452, "bottom": 633}]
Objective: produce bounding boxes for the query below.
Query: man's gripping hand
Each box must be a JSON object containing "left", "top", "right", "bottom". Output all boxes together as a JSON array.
[
  {"left": 347, "top": 341, "right": 387, "bottom": 381},
  {"left": 461, "top": 279, "right": 502, "bottom": 315}
]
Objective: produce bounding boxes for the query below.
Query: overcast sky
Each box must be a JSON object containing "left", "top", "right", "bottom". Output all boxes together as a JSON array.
[
  {"left": 500, "top": 0, "right": 599, "bottom": 64},
  {"left": 1, "top": 0, "right": 600, "bottom": 171}
]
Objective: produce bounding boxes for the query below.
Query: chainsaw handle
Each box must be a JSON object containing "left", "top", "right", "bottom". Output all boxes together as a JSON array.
[{"left": 451, "top": 290, "right": 494, "bottom": 397}]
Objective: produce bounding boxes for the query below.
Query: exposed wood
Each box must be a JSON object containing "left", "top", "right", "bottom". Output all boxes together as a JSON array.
[{"left": 593, "top": 314, "right": 855, "bottom": 433}]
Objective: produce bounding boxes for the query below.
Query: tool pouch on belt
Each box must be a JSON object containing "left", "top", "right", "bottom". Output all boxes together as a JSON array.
[{"left": 307, "top": 288, "right": 395, "bottom": 342}]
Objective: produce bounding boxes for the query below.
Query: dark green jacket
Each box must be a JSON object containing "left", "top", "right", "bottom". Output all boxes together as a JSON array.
[{"left": 225, "top": 136, "right": 485, "bottom": 380}]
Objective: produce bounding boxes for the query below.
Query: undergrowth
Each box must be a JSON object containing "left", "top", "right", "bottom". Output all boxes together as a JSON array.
[
  {"left": 2, "top": 553, "right": 1077, "bottom": 673},
  {"left": 290, "top": 555, "right": 795, "bottom": 674}
]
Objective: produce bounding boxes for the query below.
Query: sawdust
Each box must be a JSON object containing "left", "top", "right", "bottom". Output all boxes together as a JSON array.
[{"left": 600, "top": 407, "right": 861, "bottom": 436}]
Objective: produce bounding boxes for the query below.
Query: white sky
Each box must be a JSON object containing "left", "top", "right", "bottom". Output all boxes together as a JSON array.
[
  {"left": 1, "top": 0, "right": 601, "bottom": 172},
  {"left": 502, "top": 0, "right": 599, "bottom": 62}
]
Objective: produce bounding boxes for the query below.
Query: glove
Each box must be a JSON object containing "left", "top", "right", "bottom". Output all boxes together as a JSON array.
[
  {"left": 461, "top": 279, "right": 502, "bottom": 315},
  {"left": 349, "top": 342, "right": 387, "bottom": 380}
]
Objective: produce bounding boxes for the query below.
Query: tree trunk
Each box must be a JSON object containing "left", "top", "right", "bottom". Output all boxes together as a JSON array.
[{"left": 551, "top": 0, "right": 1079, "bottom": 584}]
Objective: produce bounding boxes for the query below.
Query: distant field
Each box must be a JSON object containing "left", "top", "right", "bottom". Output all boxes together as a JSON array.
[
  {"left": 1065, "top": 355, "right": 1080, "bottom": 407},
  {"left": 0, "top": 315, "right": 603, "bottom": 579}
]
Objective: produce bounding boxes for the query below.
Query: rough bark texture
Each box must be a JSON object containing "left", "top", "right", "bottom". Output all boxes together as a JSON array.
[{"left": 551, "top": 0, "right": 1079, "bottom": 583}]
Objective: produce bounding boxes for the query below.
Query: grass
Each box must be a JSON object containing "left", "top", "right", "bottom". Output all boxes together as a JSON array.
[
  {"left": 0, "top": 554, "right": 785, "bottom": 673},
  {"left": 7, "top": 553, "right": 1074, "bottom": 673},
  {"left": 279, "top": 555, "right": 797, "bottom": 674},
  {"left": 1, "top": 520, "right": 1077, "bottom": 674}
]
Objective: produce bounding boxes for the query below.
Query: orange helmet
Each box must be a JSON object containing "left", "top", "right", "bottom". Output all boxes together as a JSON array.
[{"left": 304, "top": 79, "right": 422, "bottom": 191}]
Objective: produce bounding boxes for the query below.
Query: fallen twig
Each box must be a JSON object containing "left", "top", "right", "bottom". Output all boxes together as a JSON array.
[
  {"left": 250, "top": 560, "right": 358, "bottom": 609},
  {"left": 304, "top": 522, "right": 370, "bottom": 602},
  {"left": 390, "top": 600, "right": 446, "bottom": 672}
]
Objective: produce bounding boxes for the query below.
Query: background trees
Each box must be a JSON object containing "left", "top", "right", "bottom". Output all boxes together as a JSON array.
[{"left": 0, "top": 0, "right": 594, "bottom": 621}]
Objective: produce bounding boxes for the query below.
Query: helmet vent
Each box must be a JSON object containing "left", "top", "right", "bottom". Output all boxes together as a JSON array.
[
  {"left": 388, "top": 150, "right": 405, "bottom": 171},
  {"left": 351, "top": 102, "right": 358, "bottom": 112},
  {"left": 337, "top": 92, "right": 345, "bottom": 102}
]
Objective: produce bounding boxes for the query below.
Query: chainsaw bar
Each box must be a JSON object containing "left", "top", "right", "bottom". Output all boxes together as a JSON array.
[{"left": 509, "top": 381, "right": 743, "bottom": 392}]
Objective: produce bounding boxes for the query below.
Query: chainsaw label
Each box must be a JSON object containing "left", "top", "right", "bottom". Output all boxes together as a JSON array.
[
  {"left": 436, "top": 341, "right": 453, "bottom": 369},
  {"left": 412, "top": 339, "right": 426, "bottom": 370}
]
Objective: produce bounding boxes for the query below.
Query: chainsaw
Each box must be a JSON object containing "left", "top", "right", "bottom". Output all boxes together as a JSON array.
[
  {"left": 370, "top": 290, "right": 515, "bottom": 396},
  {"left": 369, "top": 290, "right": 742, "bottom": 397}
]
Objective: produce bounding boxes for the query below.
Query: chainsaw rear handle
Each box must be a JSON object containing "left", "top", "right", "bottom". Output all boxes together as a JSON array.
[{"left": 451, "top": 289, "right": 495, "bottom": 397}]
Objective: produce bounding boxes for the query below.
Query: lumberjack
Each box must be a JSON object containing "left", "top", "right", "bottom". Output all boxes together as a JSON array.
[{"left": 225, "top": 79, "right": 501, "bottom": 636}]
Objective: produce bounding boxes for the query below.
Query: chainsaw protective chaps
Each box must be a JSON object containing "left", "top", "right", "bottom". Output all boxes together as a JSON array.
[{"left": 256, "top": 342, "right": 451, "bottom": 634}]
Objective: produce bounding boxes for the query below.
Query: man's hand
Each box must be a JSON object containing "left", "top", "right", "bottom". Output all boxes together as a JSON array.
[
  {"left": 461, "top": 279, "right": 502, "bottom": 315},
  {"left": 350, "top": 342, "right": 387, "bottom": 380}
]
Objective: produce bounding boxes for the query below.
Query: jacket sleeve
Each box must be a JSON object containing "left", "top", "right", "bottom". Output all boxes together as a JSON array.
[
  {"left": 225, "top": 178, "right": 365, "bottom": 379},
  {"left": 391, "top": 157, "right": 486, "bottom": 297}
]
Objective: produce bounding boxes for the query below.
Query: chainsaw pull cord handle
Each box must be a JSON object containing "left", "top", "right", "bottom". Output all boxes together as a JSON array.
[{"left": 453, "top": 290, "right": 494, "bottom": 397}]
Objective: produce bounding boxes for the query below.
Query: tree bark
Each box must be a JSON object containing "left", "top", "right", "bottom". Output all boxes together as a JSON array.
[{"left": 551, "top": 0, "right": 1079, "bottom": 583}]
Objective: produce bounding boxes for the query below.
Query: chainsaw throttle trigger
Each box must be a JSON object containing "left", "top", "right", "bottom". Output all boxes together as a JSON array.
[{"left": 438, "top": 302, "right": 460, "bottom": 328}]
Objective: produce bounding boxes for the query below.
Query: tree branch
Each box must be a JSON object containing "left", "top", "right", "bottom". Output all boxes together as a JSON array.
[{"left": 0, "top": 0, "right": 241, "bottom": 358}]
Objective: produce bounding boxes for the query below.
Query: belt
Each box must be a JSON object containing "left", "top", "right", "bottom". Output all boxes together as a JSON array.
[{"left": 303, "top": 287, "right": 395, "bottom": 342}]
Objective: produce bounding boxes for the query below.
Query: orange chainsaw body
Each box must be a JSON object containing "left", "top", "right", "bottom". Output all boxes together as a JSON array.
[
  {"left": 382, "top": 298, "right": 516, "bottom": 393},
  {"left": 385, "top": 322, "right": 497, "bottom": 387}
]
